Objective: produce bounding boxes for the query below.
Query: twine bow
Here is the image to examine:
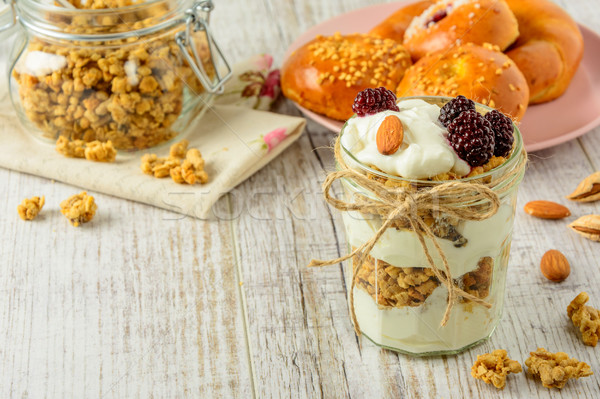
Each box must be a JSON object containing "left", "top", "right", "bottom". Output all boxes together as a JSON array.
[{"left": 309, "top": 136, "right": 526, "bottom": 336}]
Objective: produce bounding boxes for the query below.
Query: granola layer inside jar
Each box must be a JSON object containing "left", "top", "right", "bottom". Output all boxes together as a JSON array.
[{"left": 353, "top": 250, "right": 494, "bottom": 309}]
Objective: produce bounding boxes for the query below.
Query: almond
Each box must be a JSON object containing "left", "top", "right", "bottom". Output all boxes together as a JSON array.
[
  {"left": 523, "top": 201, "right": 571, "bottom": 219},
  {"left": 540, "top": 249, "right": 570, "bottom": 282},
  {"left": 376, "top": 115, "right": 404, "bottom": 155}
]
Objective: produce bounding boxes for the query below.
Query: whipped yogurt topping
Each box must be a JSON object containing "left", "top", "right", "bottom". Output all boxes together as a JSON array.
[{"left": 340, "top": 98, "right": 470, "bottom": 179}]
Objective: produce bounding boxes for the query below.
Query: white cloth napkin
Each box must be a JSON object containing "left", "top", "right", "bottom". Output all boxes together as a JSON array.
[{"left": 0, "top": 55, "right": 306, "bottom": 219}]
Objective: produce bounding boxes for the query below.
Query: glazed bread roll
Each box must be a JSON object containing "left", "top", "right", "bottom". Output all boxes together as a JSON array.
[
  {"left": 281, "top": 33, "right": 412, "bottom": 121},
  {"left": 505, "top": 0, "right": 584, "bottom": 104},
  {"left": 369, "top": 0, "right": 434, "bottom": 42},
  {"left": 396, "top": 43, "right": 529, "bottom": 121},
  {"left": 403, "top": 0, "right": 519, "bottom": 61}
]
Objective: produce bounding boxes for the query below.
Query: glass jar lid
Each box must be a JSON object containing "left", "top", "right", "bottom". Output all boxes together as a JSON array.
[{"left": 2, "top": 0, "right": 231, "bottom": 93}]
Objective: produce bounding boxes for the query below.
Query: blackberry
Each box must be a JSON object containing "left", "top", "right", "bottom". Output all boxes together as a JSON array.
[
  {"left": 447, "top": 109, "right": 495, "bottom": 167},
  {"left": 484, "top": 110, "right": 514, "bottom": 157},
  {"left": 438, "top": 95, "right": 475, "bottom": 127},
  {"left": 352, "top": 87, "right": 399, "bottom": 117}
]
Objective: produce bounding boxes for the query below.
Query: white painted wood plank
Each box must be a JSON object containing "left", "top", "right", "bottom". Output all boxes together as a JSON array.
[
  {"left": 0, "top": 171, "right": 253, "bottom": 398},
  {"left": 579, "top": 127, "right": 600, "bottom": 171}
]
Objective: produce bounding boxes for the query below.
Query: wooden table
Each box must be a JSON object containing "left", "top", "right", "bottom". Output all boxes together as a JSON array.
[{"left": 1, "top": 0, "right": 599, "bottom": 397}]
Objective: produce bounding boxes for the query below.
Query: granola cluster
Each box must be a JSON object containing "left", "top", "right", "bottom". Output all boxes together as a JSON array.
[
  {"left": 471, "top": 349, "right": 522, "bottom": 390},
  {"left": 461, "top": 257, "right": 494, "bottom": 301},
  {"left": 141, "top": 140, "right": 209, "bottom": 185},
  {"left": 423, "top": 215, "right": 468, "bottom": 247},
  {"left": 353, "top": 251, "right": 494, "bottom": 309},
  {"left": 66, "top": 0, "right": 141, "bottom": 8},
  {"left": 525, "top": 348, "right": 593, "bottom": 389},
  {"left": 170, "top": 149, "right": 209, "bottom": 185},
  {"left": 141, "top": 154, "right": 179, "bottom": 178},
  {"left": 13, "top": 1, "right": 213, "bottom": 150},
  {"left": 17, "top": 196, "right": 45, "bottom": 221},
  {"left": 56, "top": 136, "right": 86, "bottom": 158},
  {"left": 60, "top": 191, "right": 97, "bottom": 227},
  {"left": 169, "top": 139, "right": 188, "bottom": 159},
  {"left": 567, "top": 292, "right": 600, "bottom": 347},
  {"left": 85, "top": 140, "right": 118, "bottom": 162},
  {"left": 367, "top": 155, "right": 508, "bottom": 190},
  {"left": 466, "top": 156, "right": 507, "bottom": 179},
  {"left": 56, "top": 136, "right": 117, "bottom": 162},
  {"left": 354, "top": 251, "right": 440, "bottom": 308}
]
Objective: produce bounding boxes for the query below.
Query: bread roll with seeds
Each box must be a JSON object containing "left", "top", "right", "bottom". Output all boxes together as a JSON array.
[
  {"left": 403, "top": 0, "right": 519, "bottom": 61},
  {"left": 369, "top": 0, "right": 434, "bottom": 43},
  {"left": 505, "top": 0, "right": 584, "bottom": 104},
  {"left": 396, "top": 43, "right": 529, "bottom": 121},
  {"left": 281, "top": 33, "right": 412, "bottom": 121}
]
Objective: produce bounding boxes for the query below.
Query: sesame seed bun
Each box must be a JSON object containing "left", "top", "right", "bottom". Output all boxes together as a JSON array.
[
  {"left": 396, "top": 43, "right": 529, "bottom": 121},
  {"left": 403, "top": 0, "right": 519, "bottom": 61},
  {"left": 281, "top": 33, "right": 412, "bottom": 121}
]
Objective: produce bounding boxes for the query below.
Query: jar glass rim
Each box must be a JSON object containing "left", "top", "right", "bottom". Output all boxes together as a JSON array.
[
  {"left": 339, "top": 95, "right": 525, "bottom": 185},
  {"left": 15, "top": 0, "right": 193, "bottom": 40},
  {"left": 17, "top": 0, "right": 184, "bottom": 14}
]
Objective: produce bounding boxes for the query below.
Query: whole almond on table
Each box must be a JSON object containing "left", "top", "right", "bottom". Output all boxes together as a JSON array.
[
  {"left": 568, "top": 215, "right": 600, "bottom": 242},
  {"left": 567, "top": 171, "right": 600, "bottom": 202},
  {"left": 524, "top": 201, "right": 571, "bottom": 219},
  {"left": 540, "top": 250, "right": 570, "bottom": 282},
  {"left": 376, "top": 115, "right": 404, "bottom": 155}
]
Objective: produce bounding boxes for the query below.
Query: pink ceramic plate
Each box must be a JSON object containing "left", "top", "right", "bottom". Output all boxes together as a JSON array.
[{"left": 285, "top": 2, "right": 600, "bottom": 152}]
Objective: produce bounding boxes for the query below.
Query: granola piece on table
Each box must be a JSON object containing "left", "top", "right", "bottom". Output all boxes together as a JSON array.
[
  {"left": 567, "top": 292, "right": 600, "bottom": 346},
  {"left": 471, "top": 349, "right": 522, "bottom": 389},
  {"left": 525, "top": 348, "right": 592, "bottom": 389},
  {"left": 60, "top": 191, "right": 97, "bottom": 227},
  {"left": 17, "top": 196, "right": 45, "bottom": 221}
]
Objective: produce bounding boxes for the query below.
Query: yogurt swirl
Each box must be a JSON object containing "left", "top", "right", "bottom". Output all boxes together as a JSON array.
[{"left": 340, "top": 98, "right": 470, "bottom": 179}]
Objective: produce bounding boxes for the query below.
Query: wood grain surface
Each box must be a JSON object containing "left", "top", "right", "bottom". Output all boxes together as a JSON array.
[{"left": 1, "top": 0, "right": 599, "bottom": 398}]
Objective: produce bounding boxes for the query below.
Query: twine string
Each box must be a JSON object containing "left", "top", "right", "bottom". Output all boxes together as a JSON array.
[{"left": 309, "top": 136, "right": 526, "bottom": 336}]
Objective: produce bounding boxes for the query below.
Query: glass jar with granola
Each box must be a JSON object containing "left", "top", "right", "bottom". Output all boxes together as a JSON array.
[
  {"left": 316, "top": 92, "right": 526, "bottom": 356},
  {"left": 5, "top": 0, "right": 230, "bottom": 150}
]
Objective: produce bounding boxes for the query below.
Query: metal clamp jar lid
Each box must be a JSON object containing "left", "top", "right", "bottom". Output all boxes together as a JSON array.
[
  {"left": 2, "top": 0, "right": 231, "bottom": 94},
  {"left": 3, "top": 0, "right": 231, "bottom": 150}
]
